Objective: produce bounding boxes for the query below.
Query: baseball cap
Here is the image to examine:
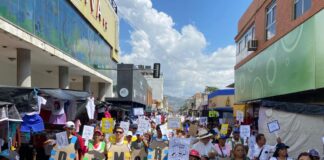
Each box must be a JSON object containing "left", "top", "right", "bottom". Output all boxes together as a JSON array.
[
  {"left": 126, "top": 131, "right": 133, "bottom": 136},
  {"left": 135, "top": 131, "right": 143, "bottom": 136},
  {"left": 64, "top": 121, "right": 75, "bottom": 129},
  {"left": 308, "top": 149, "right": 320, "bottom": 158},
  {"left": 276, "top": 143, "right": 290, "bottom": 149},
  {"left": 94, "top": 130, "right": 103, "bottom": 136},
  {"left": 233, "top": 128, "right": 240, "bottom": 134}
]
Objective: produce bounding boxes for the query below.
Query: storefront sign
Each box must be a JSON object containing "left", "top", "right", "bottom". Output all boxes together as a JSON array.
[{"left": 208, "top": 111, "right": 219, "bottom": 117}]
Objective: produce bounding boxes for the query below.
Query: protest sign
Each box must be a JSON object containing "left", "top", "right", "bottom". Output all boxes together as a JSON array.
[
  {"left": 82, "top": 125, "right": 94, "bottom": 140},
  {"left": 199, "top": 117, "right": 208, "bottom": 126},
  {"left": 56, "top": 131, "right": 69, "bottom": 149},
  {"left": 107, "top": 146, "right": 131, "bottom": 160},
  {"left": 155, "top": 115, "right": 162, "bottom": 125},
  {"left": 240, "top": 125, "right": 251, "bottom": 138},
  {"left": 148, "top": 140, "right": 168, "bottom": 160},
  {"left": 236, "top": 111, "right": 244, "bottom": 123},
  {"left": 137, "top": 118, "right": 150, "bottom": 133},
  {"left": 134, "top": 108, "right": 144, "bottom": 116},
  {"left": 102, "top": 118, "right": 114, "bottom": 134},
  {"left": 131, "top": 148, "right": 147, "bottom": 160},
  {"left": 219, "top": 118, "right": 223, "bottom": 124},
  {"left": 220, "top": 124, "right": 229, "bottom": 135},
  {"left": 160, "top": 124, "right": 168, "bottom": 136},
  {"left": 50, "top": 136, "right": 77, "bottom": 160},
  {"left": 267, "top": 120, "right": 280, "bottom": 133},
  {"left": 208, "top": 111, "right": 219, "bottom": 117},
  {"left": 168, "top": 138, "right": 190, "bottom": 160},
  {"left": 189, "top": 124, "right": 198, "bottom": 136},
  {"left": 168, "top": 118, "right": 181, "bottom": 129},
  {"left": 120, "top": 121, "right": 130, "bottom": 134}
]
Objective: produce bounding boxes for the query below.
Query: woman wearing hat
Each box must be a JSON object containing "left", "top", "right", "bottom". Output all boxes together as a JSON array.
[
  {"left": 269, "top": 143, "right": 293, "bottom": 160},
  {"left": 83, "top": 130, "right": 106, "bottom": 160},
  {"left": 192, "top": 128, "right": 217, "bottom": 159}
]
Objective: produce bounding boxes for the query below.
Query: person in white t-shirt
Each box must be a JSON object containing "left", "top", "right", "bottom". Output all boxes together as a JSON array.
[
  {"left": 249, "top": 133, "right": 281, "bottom": 160},
  {"left": 192, "top": 128, "right": 217, "bottom": 159}
]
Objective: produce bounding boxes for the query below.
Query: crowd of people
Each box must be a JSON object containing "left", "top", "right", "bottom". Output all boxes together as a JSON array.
[{"left": 39, "top": 114, "right": 322, "bottom": 160}]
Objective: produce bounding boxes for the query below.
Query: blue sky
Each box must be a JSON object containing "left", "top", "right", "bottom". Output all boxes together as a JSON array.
[
  {"left": 119, "top": 0, "right": 253, "bottom": 55},
  {"left": 117, "top": 0, "right": 253, "bottom": 97}
]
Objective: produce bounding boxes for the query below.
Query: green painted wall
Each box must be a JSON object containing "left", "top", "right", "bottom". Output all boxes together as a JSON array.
[{"left": 235, "top": 10, "right": 324, "bottom": 102}]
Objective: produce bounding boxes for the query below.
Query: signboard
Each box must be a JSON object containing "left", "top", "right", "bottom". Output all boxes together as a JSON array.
[
  {"left": 168, "top": 138, "right": 190, "bottom": 160},
  {"left": 220, "top": 124, "right": 229, "bottom": 135},
  {"left": 148, "top": 140, "right": 168, "bottom": 160},
  {"left": 236, "top": 111, "right": 244, "bottom": 123},
  {"left": 134, "top": 108, "right": 144, "bottom": 116},
  {"left": 50, "top": 136, "right": 77, "bottom": 160},
  {"left": 155, "top": 115, "right": 162, "bottom": 125},
  {"left": 120, "top": 121, "right": 130, "bottom": 135},
  {"left": 208, "top": 111, "right": 219, "bottom": 117},
  {"left": 107, "top": 145, "right": 131, "bottom": 160},
  {"left": 199, "top": 117, "right": 208, "bottom": 126},
  {"left": 160, "top": 124, "right": 168, "bottom": 136},
  {"left": 56, "top": 131, "right": 69, "bottom": 149},
  {"left": 188, "top": 124, "right": 198, "bottom": 136},
  {"left": 82, "top": 125, "right": 94, "bottom": 141},
  {"left": 131, "top": 148, "right": 147, "bottom": 160},
  {"left": 137, "top": 118, "right": 150, "bottom": 133},
  {"left": 102, "top": 118, "right": 114, "bottom": 134},
  {"left": 267, "top": 120, "right": 280, "bottom": 133},
  {"left": 240, "top": 125, "right": 251, "bottom": 138},
  {"left": 167, "top": 118, "right": 181, "bottom": 129}
]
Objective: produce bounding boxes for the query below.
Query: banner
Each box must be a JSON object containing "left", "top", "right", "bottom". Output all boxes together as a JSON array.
[
  {"left": 168, "top": 138, "right": 190, "bottom": 160},
  {"left": 102, "top": 118, "right": 114, "bottom": 134}
]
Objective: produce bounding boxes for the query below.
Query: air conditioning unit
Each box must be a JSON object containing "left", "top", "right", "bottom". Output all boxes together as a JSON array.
[{"left": 247, "top": 40, "right": 258, "bottom": 51}]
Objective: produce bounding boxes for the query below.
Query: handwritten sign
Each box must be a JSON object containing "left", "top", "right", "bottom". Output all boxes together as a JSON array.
[
  {"left": 155, "top": 115, "right": 161, "bottom": 125},
  {"left": 220, "top": 124, "right": 229, "bottom": 135},
  {"left": 137, "top": 118, "right": 150, "bottom": 133},
  {"left": 148, "top": 140, "right": 169, "bottom": 160},
  {"left": 267, "top": 120, "right": 280, "bottom": 133},
  {"left": 134, "top": 108, "right": 144, "bottom": 116},
  {"left": 56, "top": 131, "right": 69, "bottom": 149},
  {"left": 167, "top": 118, "right": 181, "bottom": 129},
  {"left": 189, "top": 124, "right": 198, "bottom": 136},
  {"left": 120, "top": 121, "right": 130, "bottom": 135},
  {"left": 160, "top": 124, "right": 168, "bottom": 136},
  {"left": 236, "top": 111, "right": 244, "bottom": 123},
  {"left": 240, "top": 125, "right": 250, "bottom": 138},
  {"left": 168, "top": 138, "right": 190, "bottom": 160},
  {"left": 82, "top": 125, "right": 94, "bottom": 140},
  {"left": 199, "top": 117, "right": 208, "bottom": 126},
  {"left": 50, "top": 136, "right": 77, "bottom": 160},
  {"left": 102, "top": 118, "right": 114, "bottom": 134}
]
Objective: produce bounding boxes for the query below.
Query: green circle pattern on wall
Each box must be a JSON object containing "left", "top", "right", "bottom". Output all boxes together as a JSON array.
[
  {"left": 266, "top": 57, "right": 277, "bottom": 85},
  {"left": 252, "top": 77, "right": 263, "bottom": 99},
  {"left": 281, "top": 24, "right": 304, "bottom": 53}
]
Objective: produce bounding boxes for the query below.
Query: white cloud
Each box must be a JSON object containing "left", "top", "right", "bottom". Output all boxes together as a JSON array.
[{"left": 116, "top": 0, "right": 236, "bottom": 98}]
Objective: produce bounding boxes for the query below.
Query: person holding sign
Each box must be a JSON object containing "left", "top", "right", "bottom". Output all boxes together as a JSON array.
[
  {"left": 83, "top": 130, "right": 106, "bottom": 160},
  {"left": 107, "top": 127, "right": 131, "bottom": 160},
  {"left": 226, "top": 128, "right": 245, "bottom": 156},
  {"left": 192, "top": 128, "right": 217, "bottom": 159},
  {"left": 248, "top": 134, "right": 282, "bottom": 160},
  {"left": 131, "top": 131, "right": 149, "bottom": 159},
  {"left": 215, "top": 134, "right": 231, "bottom": 158},
  {"left": 148, "top": 125, "right": 169, "bottom": 160}
]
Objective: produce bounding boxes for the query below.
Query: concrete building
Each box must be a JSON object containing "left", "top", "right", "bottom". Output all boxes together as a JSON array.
[
  {"left": 235, "top": 0, "right": 324, "bottom": 156},
  {"left": 0, "top": 0, "right": 119, "bottom": 100}
]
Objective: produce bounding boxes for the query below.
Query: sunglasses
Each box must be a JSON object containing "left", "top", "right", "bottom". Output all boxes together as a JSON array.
[{"left": 116, "top": 131, "right": 124, "bottom": 134}]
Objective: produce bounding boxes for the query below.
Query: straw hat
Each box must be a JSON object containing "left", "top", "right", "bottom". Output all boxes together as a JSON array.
[{"left": 197, "top": 128, "right": 213, "bottom": 139}]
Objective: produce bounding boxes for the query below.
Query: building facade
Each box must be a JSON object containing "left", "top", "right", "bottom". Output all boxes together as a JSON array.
[
  {"left": 0, "top": 0, "right": 119, "bottom": 100},
  {"left": 235, "top": 0, "right": 324, "bottom": 156}
]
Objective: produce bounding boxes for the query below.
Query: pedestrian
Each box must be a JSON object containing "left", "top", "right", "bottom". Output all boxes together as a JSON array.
[
  {"left": 148, "top": 125, "right": 169, "bottom": 160},
  {"left": 192, "top": 128, "right": 217, "bottom": 159},
  {"left": 126, "top": 131, "right": 133, "bottom": 144},
  {"left": 269, "top": 143, "right": 293, "bottom": 160},
  {"left": 130, "top": 131, "right": 149, "bottom": 152},
  {"left": 215, "top": 134, "right": 231, "bottom": 158},
  {"left": 190, "top": 149, "right": 201, "bottom": 160},
  {"left": 106, "top": 127, "right": 131, "bottom": 159},
  {"left": 308, "top": 149, "right": 320, "bottom": 160},
  {"left": 232, "top": 144, "right": 250, "bottom": 160},
  {"left": 83, "top": 130, "right": 106, "bottom": 160},
  {"left": 249, "top": 133, "right": 281, "bottom": 160},
  {"left": 297, "top": 152, "right": 312, "bottom": 160},
  {"left": 226, "top": 128, "right": 244, "bottom": 154}
]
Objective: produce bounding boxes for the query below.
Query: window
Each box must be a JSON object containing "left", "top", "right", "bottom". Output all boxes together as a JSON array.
[
  {"left": 266, "top": 0, "right": 276, "bottom": 40},
  {"left": 236, "top": 25, "right": 255, "bottom": 63},
  {"left": 294, "top": 0, "right": 311, "bottom": 19}
]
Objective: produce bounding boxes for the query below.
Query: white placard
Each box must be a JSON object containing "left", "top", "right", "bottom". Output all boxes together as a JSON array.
[
  {"left": 134, "top": 108, "right": 144, "bottom": 116},
  {"left": 219, "top": 118, "right": 223, "bottom": 124},
  {"left": 240, "top": 125, "right": 251, "bottom": 138},
  {"left": 168, "top": 138, "right": 190, "bottom": 160},
  {"left": 82, "top": 125, "right": 94, "bottom": 141},
  {"left": 267, "top": 120, "right": 280, "bottom": 133},
  {"left": 120, "top": 121, "right": 130, "bottom": 134},
  {"left": 155, "top": 115, "right": 161, "bottom": 125},
  {"left": 56, "top": 131, "right": 69, "bottom": 149},
  {"left": 236, "top": 111, "right": 244, "bottom": 123},
  {"left": 199, "top": 117, "right": 208, "bottom": 126},
  {"left": 168, "top": 118, "right": 181, "bottom": 129},
  {"left": 137, "top": 118, "right": 150, "bottom": 133},
  {"left": 160, "top": 124, "right": 168, "bottom": 136}
]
